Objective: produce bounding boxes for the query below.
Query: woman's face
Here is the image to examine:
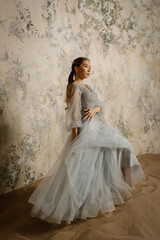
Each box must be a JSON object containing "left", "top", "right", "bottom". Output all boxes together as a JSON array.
[{"left": 75, "top": 60, "right": 91, "bottom": 79}]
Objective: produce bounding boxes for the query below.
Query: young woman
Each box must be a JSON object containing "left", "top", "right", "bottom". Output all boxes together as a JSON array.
[{"left": 28, "top": 57, "right": 145, "bottom": 224}]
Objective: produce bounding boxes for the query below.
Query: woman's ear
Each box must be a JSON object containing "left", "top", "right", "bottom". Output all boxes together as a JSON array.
[{"left": 75, "top": 66, "right": 78, "bottom": 73}]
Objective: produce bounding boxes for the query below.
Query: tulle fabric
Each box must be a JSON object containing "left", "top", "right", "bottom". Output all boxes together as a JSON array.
[
  {"left": 66, "top": 85, "right": 83, "bottom": 131},
  {"left": 28, "top": 116, "right": 145, "bottom": 224}
]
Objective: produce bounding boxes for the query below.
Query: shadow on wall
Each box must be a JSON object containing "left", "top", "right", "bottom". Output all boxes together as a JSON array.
[{"left": 0, "top": 107, "right": 20, "bottom": 193}]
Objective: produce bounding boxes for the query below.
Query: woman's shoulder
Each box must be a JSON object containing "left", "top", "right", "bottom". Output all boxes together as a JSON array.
[
  {"left": 72, "top": 82, "right": 80, "bottom": 88},
  {"left": 67, "top": 83, "right": 82, "bottom": 97},
  {"left": 69, "top": 82, "right": 82, "bottom": 92}
]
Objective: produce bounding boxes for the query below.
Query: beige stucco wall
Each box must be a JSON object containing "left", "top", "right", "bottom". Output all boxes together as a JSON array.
[{"left": 0, "top": 0, "right": 160, "bottom": 193}]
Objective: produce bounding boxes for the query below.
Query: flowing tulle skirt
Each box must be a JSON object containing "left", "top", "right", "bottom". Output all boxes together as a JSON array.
[{"left": 28, "top": 118, "right": 145, "bottom": 224}]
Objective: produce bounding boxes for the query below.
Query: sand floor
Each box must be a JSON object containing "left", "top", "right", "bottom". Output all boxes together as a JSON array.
[{"left": 0, "top": 153, "right": 160, "bottom": 240}]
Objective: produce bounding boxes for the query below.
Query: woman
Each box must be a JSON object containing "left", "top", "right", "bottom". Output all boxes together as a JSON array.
[{"left": 28, "top": 57, "right": 145, "bottom": 224}]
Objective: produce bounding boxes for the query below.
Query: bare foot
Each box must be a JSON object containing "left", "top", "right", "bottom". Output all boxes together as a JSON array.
[{"left": 132, "top": 186, "right": 136, "bottom": 190}]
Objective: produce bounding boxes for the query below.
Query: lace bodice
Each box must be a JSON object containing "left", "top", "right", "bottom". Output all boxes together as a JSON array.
[{"left": 66, "top": 83, "right": 107, "bottom": 132}]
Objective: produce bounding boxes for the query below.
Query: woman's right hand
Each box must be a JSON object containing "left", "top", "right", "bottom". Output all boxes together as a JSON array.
[{"left": 82, "top": 107, "right": 99, "bottom": 121}]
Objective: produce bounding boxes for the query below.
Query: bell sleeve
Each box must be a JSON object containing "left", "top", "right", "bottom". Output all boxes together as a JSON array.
[{"left": 65, "top": 86, "right": 83, "bottom": 132}]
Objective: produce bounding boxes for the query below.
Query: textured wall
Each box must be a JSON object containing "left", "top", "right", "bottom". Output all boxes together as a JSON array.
[{"left": 0, "top": 0, "right": 160, "bottom": 193}]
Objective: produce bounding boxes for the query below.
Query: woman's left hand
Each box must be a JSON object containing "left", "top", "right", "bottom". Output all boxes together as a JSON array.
[{"left": 82, "top": 107, "right": 99, "bottom": 121}]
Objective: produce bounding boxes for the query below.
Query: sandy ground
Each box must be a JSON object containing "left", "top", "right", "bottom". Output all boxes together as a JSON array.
[{"left": 0, "top": 153, "right": 160, "bottom": 240}]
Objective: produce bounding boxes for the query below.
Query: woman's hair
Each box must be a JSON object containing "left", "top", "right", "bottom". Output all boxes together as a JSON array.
[{"left": 65, "top": 57, "right": 90, "bottom": 110}]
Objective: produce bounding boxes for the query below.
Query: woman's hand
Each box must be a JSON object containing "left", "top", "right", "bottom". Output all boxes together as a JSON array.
[{"left": 82, "top": 106, "right": 102, "bottom": 121}]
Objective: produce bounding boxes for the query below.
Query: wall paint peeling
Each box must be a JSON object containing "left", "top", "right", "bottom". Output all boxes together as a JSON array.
[{"left": 0, "top": 0, "right": 160, "bottom": 193}]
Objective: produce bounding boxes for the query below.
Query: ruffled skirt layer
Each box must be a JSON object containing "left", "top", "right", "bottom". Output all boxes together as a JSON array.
[{"left": 28, "top": 118, "right": 145, "bottom": 224}]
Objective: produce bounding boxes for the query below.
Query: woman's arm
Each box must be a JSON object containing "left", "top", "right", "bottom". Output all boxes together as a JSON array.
[
  {"left": 66, "top": 85, "right": 83, "bottom": 132},
  {"left": 72, "top": 127, "right": 78, "bottom": 140}
]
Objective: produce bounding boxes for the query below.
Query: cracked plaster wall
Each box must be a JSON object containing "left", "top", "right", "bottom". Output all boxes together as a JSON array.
[{"left": 0, "top": 0, "right": 160, "bottom": 193}]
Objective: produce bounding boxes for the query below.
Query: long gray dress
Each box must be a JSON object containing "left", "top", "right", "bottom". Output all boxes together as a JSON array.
[{"left": 28, "top": 83, "right": 145, "bottom": 224}]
